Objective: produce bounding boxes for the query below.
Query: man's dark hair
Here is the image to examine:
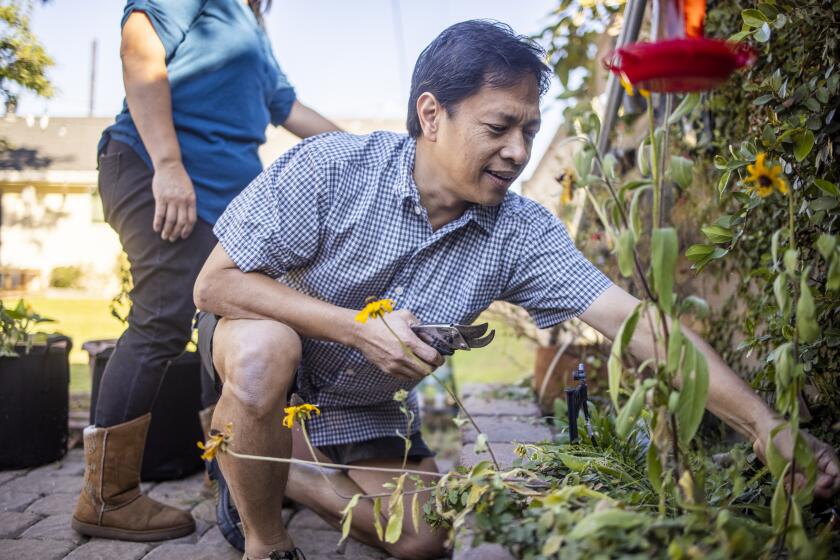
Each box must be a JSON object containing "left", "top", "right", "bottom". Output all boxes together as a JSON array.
[{"left": 406, "top": 20, "right": 551, "bottom": 138}]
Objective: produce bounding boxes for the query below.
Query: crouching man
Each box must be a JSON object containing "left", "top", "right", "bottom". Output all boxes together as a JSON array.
[{"left": 193, "top": 19, "right": 840, "bottom": 560}]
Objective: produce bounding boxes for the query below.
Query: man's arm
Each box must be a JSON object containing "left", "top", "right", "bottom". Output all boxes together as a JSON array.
[
  {"left": 121, "top": 12, "right": 196, "bottom": 242},
  {"left": 193, "top": 244, "right": 442, "bottom": 380},
  {"left": 580, "top": 284, "right": 840, "bottom": 498},
  {"left": 282, "top": 100, "right": 342, "bottom": 138}
]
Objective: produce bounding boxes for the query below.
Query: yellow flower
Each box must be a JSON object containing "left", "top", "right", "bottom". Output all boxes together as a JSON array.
[
  {"left": 282, "top": 403, "right": 321, "bottom": 429},
  {"left": 619, "top": 73, "right": 650, "bottom": 99},
  {"left": 557, "top": 168, "right": 576, "bottom": 205},
  {"left": 197, "top": 422, "right": 233, "bottom": 461},
  {"left": 354, "top": 298, "right": 395, "bottom": 323},
  {"left": 744, "top": 153, "right": 788, "bottom": 198}
]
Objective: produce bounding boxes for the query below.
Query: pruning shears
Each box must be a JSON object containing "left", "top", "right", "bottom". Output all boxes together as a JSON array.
[{"left": 411, "top": 322, "right": 496, "bottom": 356}]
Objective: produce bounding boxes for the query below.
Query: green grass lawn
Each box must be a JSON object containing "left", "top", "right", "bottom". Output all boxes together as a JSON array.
[{"left": 24, "top": 297, "right": 535, "bottom": 394}]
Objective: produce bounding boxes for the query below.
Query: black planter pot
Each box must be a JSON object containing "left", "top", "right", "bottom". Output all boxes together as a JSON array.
[
  {"left": 87, "top": 343, "right": 216, "bottom": 481},
  {"left": 0, "top": 335, "right": 71, "bottom": 469}
]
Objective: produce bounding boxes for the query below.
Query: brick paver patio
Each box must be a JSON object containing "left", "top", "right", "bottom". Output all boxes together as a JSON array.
[{"left": 0, "top": 448, "right": 399, "bottom": 560}]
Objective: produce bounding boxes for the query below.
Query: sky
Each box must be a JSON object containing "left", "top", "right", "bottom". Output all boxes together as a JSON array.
[{"left": 16, "top": 0, "right": 567, "bottom": 185}]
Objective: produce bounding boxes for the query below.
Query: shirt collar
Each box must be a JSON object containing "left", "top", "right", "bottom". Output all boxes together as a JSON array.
[{"left": 397, "top": 135, "right": 500, "bottom": 235}]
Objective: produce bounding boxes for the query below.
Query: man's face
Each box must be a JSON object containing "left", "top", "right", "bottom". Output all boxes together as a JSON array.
[{"left": 434, "top": 77, "right": 541, "bottom": 206}]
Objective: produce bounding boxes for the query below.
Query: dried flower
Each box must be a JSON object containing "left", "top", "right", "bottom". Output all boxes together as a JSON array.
[
  {"left": 744, "top": 153, "right": 788, "bottom": 198},
  {"left": 557, "top": 168, "right": 576, "bottom": 205},
  {"left": 355, "top": 298, "right": 395, "bottom": 323},
  {"left": 197, "top": 422, "right": 233, "bottom": 461},
  {"left": 282, "top": 403, "right": 321, "bottom": 429}
]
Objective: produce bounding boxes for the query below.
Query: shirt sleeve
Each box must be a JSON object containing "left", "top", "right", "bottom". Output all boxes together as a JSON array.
[
  {"left": 500, "top": 204, "right": 613, "bottom": 328},
  {"left": 122, "top": 0, "right": 205, "bottom": 61},
  {"left": 268, "top": 56, "right": 297, "bottom": 126},
  {"left": 213, "top": 142, "right": 326, "bottom": 277}
]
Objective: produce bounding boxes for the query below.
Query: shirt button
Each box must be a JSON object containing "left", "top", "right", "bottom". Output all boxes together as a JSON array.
[
  {"left": 394, "top": 286, "right": 405, "bottom": 295},
  {"left": 413, "top": 205, "right": 422, "bottom": 215},
  {"left": 345, "top": 368, "right": 355, "bottom": 376}
]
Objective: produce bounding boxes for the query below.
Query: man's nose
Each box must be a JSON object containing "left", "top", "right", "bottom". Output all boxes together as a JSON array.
[{"left": 500, "top": 131, "right": 529, "bottom": 166}]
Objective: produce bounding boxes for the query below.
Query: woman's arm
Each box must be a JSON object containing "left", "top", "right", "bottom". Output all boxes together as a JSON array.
[
  {"left": 282, "top": 99, "right": 342, "bottom": 138},
  {"left": 121, "top": 11, "right": 196, "bottom": 242}
]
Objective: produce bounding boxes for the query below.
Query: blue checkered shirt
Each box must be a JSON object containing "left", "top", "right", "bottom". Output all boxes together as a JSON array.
[{"left": 213, "top": 131, "right": 612, "bottom": 447}]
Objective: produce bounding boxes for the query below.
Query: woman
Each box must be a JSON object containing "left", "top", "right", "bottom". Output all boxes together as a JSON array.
[{"left": 71, "top": 0, "right": 339, "bottom": 544}]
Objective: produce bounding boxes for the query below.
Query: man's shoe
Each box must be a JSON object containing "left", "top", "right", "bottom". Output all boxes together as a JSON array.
[
  {"left": 208, "top": 457, "right": 246, "bottom": 551},
  {"left": 71, "top": 414, "right": 196, "bottom": 541},
  {"left": 242, "top": 548, "right": 306, "bottom": 559}
]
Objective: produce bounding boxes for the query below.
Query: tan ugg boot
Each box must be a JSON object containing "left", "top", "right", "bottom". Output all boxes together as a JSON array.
[{"left": 71, "top": 413, "right": 196, "bottom": 541}]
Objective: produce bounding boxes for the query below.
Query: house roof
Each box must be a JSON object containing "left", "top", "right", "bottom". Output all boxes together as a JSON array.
[{"left": 0, "top": 115, "right": 405, "bottom": 189}]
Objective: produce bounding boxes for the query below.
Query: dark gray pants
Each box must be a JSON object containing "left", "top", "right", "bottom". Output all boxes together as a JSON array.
[{"left": 94, "top": 138, "right": 217, "bottom": 428}]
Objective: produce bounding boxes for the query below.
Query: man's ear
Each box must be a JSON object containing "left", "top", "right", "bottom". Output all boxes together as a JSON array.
[{"left": 416, "top": 92, "right": 441, "bottom": 142}]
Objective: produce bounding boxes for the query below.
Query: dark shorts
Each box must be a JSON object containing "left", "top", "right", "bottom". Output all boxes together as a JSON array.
[{"left": 195, "top": 311, "right": 435, "bottom": 466}]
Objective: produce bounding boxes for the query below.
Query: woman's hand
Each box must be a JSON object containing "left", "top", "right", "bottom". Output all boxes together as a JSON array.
[{"left": 152, "top": 160, "right": 197, "bottom": 241}]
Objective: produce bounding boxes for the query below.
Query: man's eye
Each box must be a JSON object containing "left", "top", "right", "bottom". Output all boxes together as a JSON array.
[
  {"left": 487, "top": 124, "right": 506, "bottom": 134},
  {"left": 524, "top": 129, "right": 538, "bottom": 141}
]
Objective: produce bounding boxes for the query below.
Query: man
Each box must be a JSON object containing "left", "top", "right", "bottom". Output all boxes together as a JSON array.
[{"left": 194, "top": 20, "right": 840, "bottom": 560}]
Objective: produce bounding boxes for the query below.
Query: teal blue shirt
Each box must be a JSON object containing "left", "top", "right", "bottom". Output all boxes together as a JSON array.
[{"left": 102, "top": 0, "right": 297, "bottom": 224}]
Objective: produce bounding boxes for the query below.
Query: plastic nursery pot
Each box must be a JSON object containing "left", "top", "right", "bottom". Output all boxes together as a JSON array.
[
  {"left": 0, "top": 334, "right": 72, "bottom": 469},
  {"left": 87, "top": 342, "right": 211, "bottom": 481}
]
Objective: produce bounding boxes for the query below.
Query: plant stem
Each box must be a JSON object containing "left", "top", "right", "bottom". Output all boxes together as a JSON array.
[
  {"left": 648, "top": 98, "right": 661, "bottom": 230},
  {"left": 379, "top": 316, "right": 501, "bottom": 471}
]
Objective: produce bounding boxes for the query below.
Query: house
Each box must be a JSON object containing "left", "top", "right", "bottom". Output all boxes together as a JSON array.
[{"left": 0, "top": 115, "right": 404, "bottom": 295}]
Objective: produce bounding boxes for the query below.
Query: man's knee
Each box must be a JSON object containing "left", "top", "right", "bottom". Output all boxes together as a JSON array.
[{"left": 217, "top": 320, "right": 302, "bottom": 418}]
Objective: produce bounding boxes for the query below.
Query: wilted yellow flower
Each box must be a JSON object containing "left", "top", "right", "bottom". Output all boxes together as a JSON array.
[
  {"left": 557, "top": 168, "right": 575, "bottom": 205},
  {"left": 282, "top": 403, "right": 321, "bottom": 429},
  {"left": 197, "top": 422, "right": 233, "bottom": 461},
  {"left": 354, "top": 298, "right": 395, "bottom": 323},
  {"left": 744, "top": 152, "right": 788, "bottom": 198},
  {"left": 393, "top": 389, "right": 409, "bottom": 402}
]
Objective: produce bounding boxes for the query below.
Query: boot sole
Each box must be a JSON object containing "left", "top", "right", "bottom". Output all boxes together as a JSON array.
[{"left": 71, "top": 517, "right": 195, "bottom": 542}]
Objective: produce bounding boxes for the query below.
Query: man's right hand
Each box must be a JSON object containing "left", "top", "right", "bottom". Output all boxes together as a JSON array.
[
  {"left": 152, "top": 160, "right": 197, "bottom": 242},
  {"left": 350, "top": 309, "right": 444, "bottom": 381}
]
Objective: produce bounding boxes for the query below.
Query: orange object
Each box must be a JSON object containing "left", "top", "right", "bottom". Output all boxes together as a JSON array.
[{"left": 684, "top": 0, "right": 706, "bottom": 38}]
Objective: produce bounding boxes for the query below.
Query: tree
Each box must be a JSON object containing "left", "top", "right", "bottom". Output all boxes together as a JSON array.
[{"left": 0, "top": 0, "right": 53, "bottom": 111}]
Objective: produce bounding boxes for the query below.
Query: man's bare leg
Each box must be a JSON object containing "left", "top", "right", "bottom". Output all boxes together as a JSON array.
[
  {"left": 211, "top": 318, "right": 300, "bottom": 559},
  {"left": 286, "top": 426, "right": 448, "bottom": 560}
]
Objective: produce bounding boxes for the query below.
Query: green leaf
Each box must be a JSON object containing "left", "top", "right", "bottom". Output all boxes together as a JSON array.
[
  {"left": 701, "top": 225, "right": 733, "bottom": 244},
  {"left": 617, "top": 229, "right": 636, "bottom": 278},
  {"left": 773, "top": 274, "right": 789, "bottom": 317},
  {"left": 373, "top": 496, "right": 384, "bottom": 541},
  {"left": 686, "top": 244, "right": 715, "bottom": 262},
  {"left": 784, "top": 249, "right": 798, "bottom": 276},
  {"left": 814, "top": 178, "right": 839, "bottom": 197},
  {"left": 670, "top": 156, "right": 693, "bottom": 189},
  {"left": 668, "top": 92, "right": 701, "bottom": 124},
  {"left": 638, "top": 137, "right": 650, "bottom": 176},
  {"left": 616, "top": 384, "right": 645, "bottom": 438},
  {"left": 717, "top": 169, "right": 732, "bottom": 194},
  {"left": 828, "top": 257, "right": 840, "bottom": 291},
  {"left": 608, "top": 303, "right": 642, "bottom": 408},
  {"left": 793, "top": 130, "right": 815, "bottom": 161},
  {"left": 574, "top": 147, "right": 594, "bottom": 178},
  {"left": 770, "top": 469, "right": 789, "bottom": 533},
  {"left": 567, "top": 509, "right": 644, "bottom": 540},
  {"left": 810, "top": 197, "right": 838, "bottom": 211},
  {"left": 385, "top": 474, "right": 406, "bottom": 543},
  {"left": 765, "top": 423, "right": 788, "bottom": 479},
  {"left": 753, "top": 93, "right": 774, "bottom": 106},
  {"left": 652, "top": 228, "right": 678, "bottom": 314},
  {"left": 410, "top": 493, "right": 420, "bottom": 534},
  {"left": 816, "top": 234, "right": 837, "bottom": 260},
  {"left": 774, "top": 342, "right": 793, "bottom": 388},
  {"left": 771, "top": 230, "right": 783, "bottom": 266},
  {"left": 542, "top": 534, "right": 563, "bottom": 556},
  {"left": 754, "top": 23, "right": 771, "bottom": 43},
  {"left": 793, "top": 432, "right": 817, "bottom": 505},
  {"left": 629, "top": 186, "right": 650, "bottom": 239},
  {"left": 796, "top": 277, "right": 819, "bottom": 343},
  {"left": 676, "top": 345, "right": 709, "bottom": 444},
  {"left": 667, "top": 323, "right": 684, "bottom": 374},
  {"left": 681, "top": 295, "right": 710, "bottom": 318},
  {"left": 340, "top": 493, "right": 362, "bottom": 544},
  {"left": 742, "top": 8, "right": 770, "bottom": 27}
]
